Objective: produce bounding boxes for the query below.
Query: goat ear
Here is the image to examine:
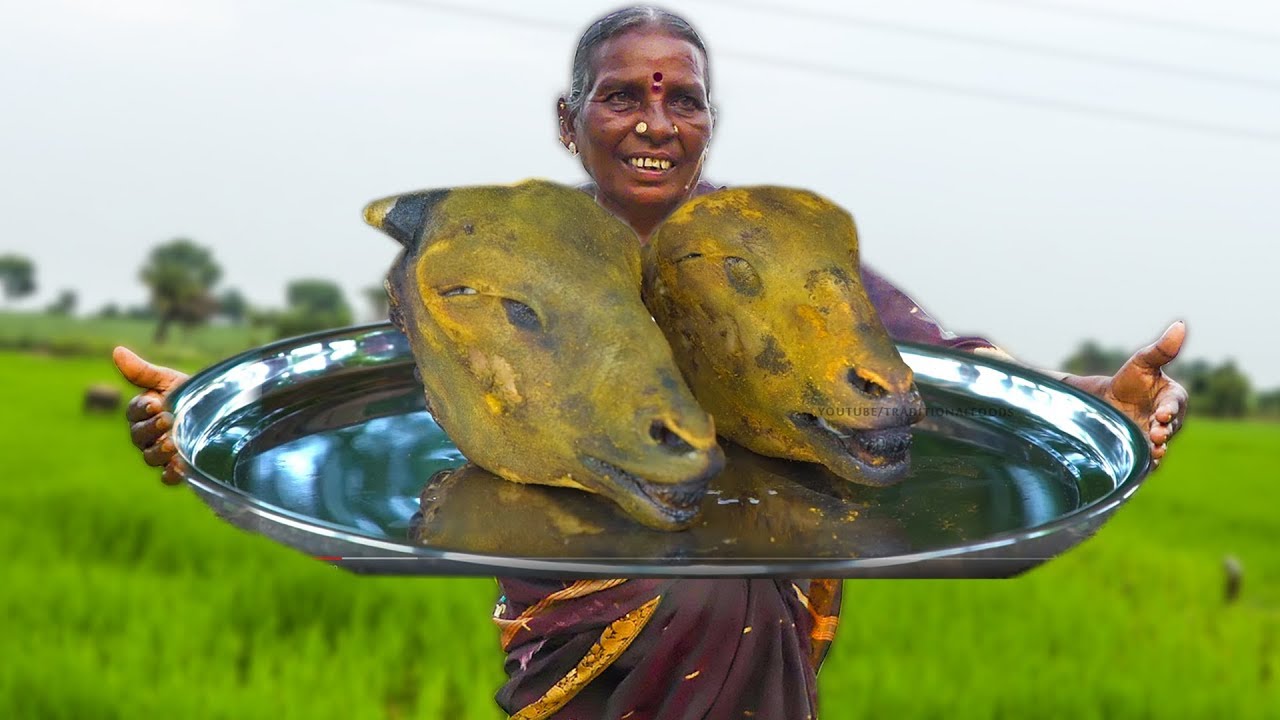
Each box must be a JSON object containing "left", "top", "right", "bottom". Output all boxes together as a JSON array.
[{"left": 363, "top": 189, "right": 451, "bottom": 251}]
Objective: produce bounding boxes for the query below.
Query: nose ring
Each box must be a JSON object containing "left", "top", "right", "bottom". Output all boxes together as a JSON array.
[
  {"left": 672, "top": 124, "right": 679, "bottom": 135},
  {"left": 635, "top": 121, "right": 648, "bottom": 135}
]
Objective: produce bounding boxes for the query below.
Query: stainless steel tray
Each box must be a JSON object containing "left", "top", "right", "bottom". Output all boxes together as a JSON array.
[{"left": 169, "top": 323, "right": 1149, "bottom": 578}]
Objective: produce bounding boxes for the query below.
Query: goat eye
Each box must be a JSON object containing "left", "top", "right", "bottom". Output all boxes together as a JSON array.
[
  {"left": 440, "top": 286, "right": 477, "bottom": 297},
  {"left": 502, "top": 299, "right": 541, "bottom": 330},
  {"left": 723, "top": 256, "right": 762, "bottom": 297}
]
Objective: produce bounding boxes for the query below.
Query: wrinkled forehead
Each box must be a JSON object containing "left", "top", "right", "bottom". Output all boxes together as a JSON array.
[{"left": 588, "top": 29, "right": 708, "bottom": 90}]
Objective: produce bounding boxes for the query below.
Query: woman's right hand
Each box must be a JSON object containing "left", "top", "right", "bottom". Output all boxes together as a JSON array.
[{"left": 112, "top": 346, "right": 190, "bottom": 485}]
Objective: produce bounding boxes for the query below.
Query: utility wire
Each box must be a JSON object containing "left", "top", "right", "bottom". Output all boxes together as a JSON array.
[
  {"left": 724, "top": 50, "right": 1280, "bottom": 143},
  {"left": 688, "top": 0, "right": 1280, "bottom": 95},
  {"left": 366, "top": 0, "right": 1280, "bottom": 144},
  {"left": 978, "top": 0, "right": 1280, "bottom": 48},
  {"left": 371, "top": 0, "right": 569, "bottom": 31}
]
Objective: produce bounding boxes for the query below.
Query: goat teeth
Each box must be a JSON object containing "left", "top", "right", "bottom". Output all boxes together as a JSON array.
[{"left": 818, "top": 417, "right": 851, "bottom": 438}]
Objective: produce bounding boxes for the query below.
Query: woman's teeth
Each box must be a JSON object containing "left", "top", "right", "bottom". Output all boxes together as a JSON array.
[{"left": 630, "top": 157, "right": 672, "bottom": 170}]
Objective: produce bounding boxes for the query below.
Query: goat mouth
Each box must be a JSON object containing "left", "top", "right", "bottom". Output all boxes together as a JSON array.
[
  {"left": 580, "top": 455, "right": 713, "bottom": 526},
  {"left": 790, "top": 412, "right": 913, "bottom": 476}
]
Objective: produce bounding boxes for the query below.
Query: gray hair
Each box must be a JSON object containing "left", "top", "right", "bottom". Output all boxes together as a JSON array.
[{"left": 565, "top": 6, "right": 712, "bottom": 117}]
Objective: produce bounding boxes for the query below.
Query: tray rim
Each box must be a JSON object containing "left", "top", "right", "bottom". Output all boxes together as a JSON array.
[{"left": 168, "top": 322, "right": 1153, "bottom": 574}]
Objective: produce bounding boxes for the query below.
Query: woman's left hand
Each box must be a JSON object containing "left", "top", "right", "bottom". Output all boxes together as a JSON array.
[{"left": 1060, "top": 321, "right": 1189, "bottom": 470}]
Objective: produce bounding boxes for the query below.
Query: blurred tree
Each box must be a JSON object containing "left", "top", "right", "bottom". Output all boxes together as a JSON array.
[
  {"left": 125, "top": 304, "right": 156, "bottom": 321},
  {"left": 288, "top": 280, "right": 349, "bottom": 317},
  {"left": 1061, "top": 340, "right": 1129, "bottom": 376},
  {"left": 273, "top": 279, "right": 353, "bottom": 339},
  {"left": 363, "top": 284, "right": 389, "bottom": 322},
  {"left": 45, "top": 289, "right": 77, "bottom": 316},
  {"left": 1255, "top": 388, "right": 1280, "bottom": 420},
  {"left": 1165, "top": 358, "right": 1211, "bottom": 395},
  {"left": 217, "top": 288, "right": 249, "bottom": 325},
  {"left": 1202, "top": 361, "right": 1251, "bottom": 418},
  {"left": 248, "top": 307, "right": 276, "bottom": 329},
  {"left": 96, "top": 302, "right": 121, "bottom": 319},
  {"left": 172, "top": 293, "right": 220, "bottom": 335},
  {"left": 140, "top": 238, "right": 221, "bottom": 343},
  {"left": 1163, "top": 358, "right": 1250, "bottom": 418},
  {"left": 0, "top": 254, "right": 36, "bottom": 303}
]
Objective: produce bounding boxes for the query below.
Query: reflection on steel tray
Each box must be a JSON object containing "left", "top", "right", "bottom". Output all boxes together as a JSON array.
[{"left": 168, "top": 323, "right": 1150, "bottom": 578}]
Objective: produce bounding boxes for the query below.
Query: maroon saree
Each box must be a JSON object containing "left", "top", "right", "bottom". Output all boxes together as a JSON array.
[
  {"left": 490, "top": 184, "right": 998, "bottom": 719},
  {"left": 493, "top": 578, "right": 841, "bottom": 719}
]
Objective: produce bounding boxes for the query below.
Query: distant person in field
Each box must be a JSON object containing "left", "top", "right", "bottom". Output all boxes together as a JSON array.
[{"left": 112, "top": 6, "right": 1189, "bottom": 718}]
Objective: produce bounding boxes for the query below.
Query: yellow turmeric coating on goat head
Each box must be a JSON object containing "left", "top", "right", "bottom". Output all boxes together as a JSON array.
[
  {"left": 365, "top": 180, "right": 723, "bottom": 529},
  {"left": 643, "top": 187, "right": 924, "bottom": 485}
]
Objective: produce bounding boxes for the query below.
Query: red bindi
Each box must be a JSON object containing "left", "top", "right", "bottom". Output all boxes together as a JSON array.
[
  {"left": 651, "top": 71, "right": 663, "bottom": 94},
  {"left": 652, "top": 72, "right": 662, "bottom": 82}
]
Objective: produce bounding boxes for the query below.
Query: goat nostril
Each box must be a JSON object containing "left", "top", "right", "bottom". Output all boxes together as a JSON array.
[
  {"left": 649, "top": 419, "right": 695, "bottom": 454},
  {"left": 847, "top": 367, "right": 888, "bottom": 399}
]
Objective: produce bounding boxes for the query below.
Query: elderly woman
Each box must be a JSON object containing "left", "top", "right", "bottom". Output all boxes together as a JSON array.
[{"left": 114, "top": 6, "right": 1188, "bottom": 719}]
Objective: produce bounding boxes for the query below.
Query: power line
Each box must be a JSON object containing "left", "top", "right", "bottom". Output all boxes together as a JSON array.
[
  {"left": 371, "top": 0, "right": 571, "bottom": 32},
  {"left": 688, "top": 0, "right": 1280, "bottom": 95},
  {"left": 364, "top": 0, "right": 1280, "bottom": 144},
  {"left": 978, "top": 0, "right": 1280, "bottom": 48},
  {"left": 720, "top": 50, "right": 1280, "bottom": 143}
]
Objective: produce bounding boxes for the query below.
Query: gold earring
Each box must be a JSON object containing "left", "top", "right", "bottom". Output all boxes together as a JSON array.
[
  {"left": 635, "top": 121, "right": 648, "bottom": 135},
  {"left": 672, "top": 124, "right": 679, "bottom": 135},
  {"left": 568, "top": 141, "right": 578, "bottom": 155}
]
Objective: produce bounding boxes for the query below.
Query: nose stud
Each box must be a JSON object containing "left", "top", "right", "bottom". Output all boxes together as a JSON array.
[
  {"left": 673, "top": 124, "right": 679, "bottom": 135},
  {"left": 635, "top": 121, "right": 648, "bottom": 135}
]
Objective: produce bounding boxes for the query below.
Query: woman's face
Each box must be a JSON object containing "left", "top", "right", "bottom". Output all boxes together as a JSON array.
[{"left": 562, "top": 29, "right": 714, "bottom": 224}]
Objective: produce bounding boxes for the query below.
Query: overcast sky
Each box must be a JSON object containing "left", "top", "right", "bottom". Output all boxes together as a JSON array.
[{"left": 2, "top": 0, "right": 1277, "bottom": 385}]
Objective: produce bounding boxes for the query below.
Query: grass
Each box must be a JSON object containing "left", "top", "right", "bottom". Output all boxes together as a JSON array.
[
  {"left": 0, "top": 311, "right": 270, "bottom": 369},
  {"left": 0, "top": 349, "right": 1276, "bottom": 718},
  {"left": 0, "top": 352, "right": 504, "bottom": 720}
]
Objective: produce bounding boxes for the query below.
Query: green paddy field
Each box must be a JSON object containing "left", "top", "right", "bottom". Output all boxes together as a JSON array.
[{"left": 0, "top": 348, "right": 1276, "bottom": 719}]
